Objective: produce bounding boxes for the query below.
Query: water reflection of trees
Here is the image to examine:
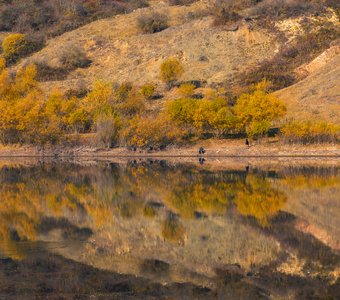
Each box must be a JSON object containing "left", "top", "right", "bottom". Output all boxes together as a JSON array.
[{"left": 0, "top": 163, "right": 339, "bottom": 259}]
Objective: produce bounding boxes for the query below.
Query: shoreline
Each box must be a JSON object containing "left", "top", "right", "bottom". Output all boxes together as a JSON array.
[{"left": 0, "top": 140, "right": 339, "bottom": 158}]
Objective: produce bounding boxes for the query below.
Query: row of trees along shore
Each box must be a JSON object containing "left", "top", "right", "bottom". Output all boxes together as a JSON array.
[{"left": 0, "top": 57, "right": 338, "bottom": 147}]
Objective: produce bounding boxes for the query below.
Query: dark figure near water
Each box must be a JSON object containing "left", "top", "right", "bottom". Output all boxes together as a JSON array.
[
  {"left": 198, "top": 147, "right": 206, "bottom": 155},
  {"left": 245, "top": 139, "right": 250, "bottom": 147},
  {"left": 199, "top": 157, "right": 205, "bottom": 165}
]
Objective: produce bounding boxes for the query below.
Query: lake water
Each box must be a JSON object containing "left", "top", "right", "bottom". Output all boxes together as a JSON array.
[{"left": 0, "top": 158, "right": 339, "bottom": 299}]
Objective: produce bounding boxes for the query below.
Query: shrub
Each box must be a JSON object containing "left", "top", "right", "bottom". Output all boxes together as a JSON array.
[
  {"left": 211, "top": 0, "right": 259, "bottom": 26},
  {"left": 115, "top": 82, "right": 133, "bottom": 102},
  {"left": 281, "top": 120, "right": 340, "bottom": 144},
  {"left": 137, "top": 13, "right": 169, "bottom": 34},
  {"left": 2, "top": 34, "right": 28, "bottom": 64},
  {"left": 162, "top": 216, "right": 185, "bottom": 243},
  {"left": 140, "top": 84, "right": 155, "bottom": 99},
  {"left": 68, "top": 108, "right": 91, "bottom": 133},
  {"left": 95, "top": 112, "right": 121, "bottom": 148},
  {"left": 0, "top": 58, "right": 5, "bottom": 71},
  {"left": 177, "top": 83, "right": 195, "bottom": 97},
  {"left": 143, "top": 205, "right": 157, "bottom": 217},
  {"left": 117, "top": 90, "right": 145, "bottom": 116},
  {"left": 35, "top": 61, "right": 69, "bottom": 81},
  {"left": 160, "top": 58, "right": 184, "bottom": 89},
  {"left": 212, "top": 9, "right": 241, "bottom": 27},
  {"left": 59, "top": 45, "right": 92, "bottom": 70},
  {"left": 123, "top": 114, "right": 184, "bottom": 148}
]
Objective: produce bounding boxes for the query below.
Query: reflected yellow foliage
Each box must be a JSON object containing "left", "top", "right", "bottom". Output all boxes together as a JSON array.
[
  {"left": 282, "top": 174, "right": 340, "bottom": 189},
  {"left": 1, "top": 163, "right": 332, "bottom": 260},
  {"left": 165, "top": 181, "right": 231, "bottom": 218},
  {"left": 235, "top": 175, "right": 287, "bottom": 227}
]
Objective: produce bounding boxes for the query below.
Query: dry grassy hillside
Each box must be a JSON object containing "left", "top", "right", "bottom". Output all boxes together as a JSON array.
[
  {"left": 14, "top": 0, "right": 338, "bottom": 123},
  {"left": 21, "top": 1, "right": 277, "bottom": 90},
  {"left": 275, "top": 45, "right": 340, "bottom": 122}
]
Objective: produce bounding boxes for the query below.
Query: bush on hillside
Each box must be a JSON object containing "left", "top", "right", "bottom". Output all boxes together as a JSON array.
[
  {"left": 1, "top": 34, "right": 38, "bottom": 64},
  {"left": 59, "top": 45, "right": 92, "bottom": 70},
  {"left": 140, "top": 84, "right": 156, "bottom": 99},
  {"left": 138, "top": 13, "right": 169, "bottom": 34},
  {"left": 160, "top": 58, "right": 184, "bottom": 89},
  {"left": 115, "top": 82, "right": 133, "bottom": 102},
  {"left": 177, "top": 83, "right": 196, "bottom": 97},
  {"left": 123, "top": 114, "right": 184, "bottom": 148}
]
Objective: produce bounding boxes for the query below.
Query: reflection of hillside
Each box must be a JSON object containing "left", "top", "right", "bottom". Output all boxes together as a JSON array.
[
  {"left": 0, "top": 163, "right": 283, "bottom": 279},
  {"left": 277, "top": 167, "right": 340, "bottom": 251},
  {"left": 0, "top": 162, "right": 339, "bottom": 295}
]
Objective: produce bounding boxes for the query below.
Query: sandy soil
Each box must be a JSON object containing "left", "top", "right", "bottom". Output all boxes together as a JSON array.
[{"left": 0, "top": 139, "right": 339, "bottom": 158}]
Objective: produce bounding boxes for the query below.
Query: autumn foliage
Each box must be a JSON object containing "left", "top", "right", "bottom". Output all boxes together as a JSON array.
[{"left": 0, "top": 59, "right": 337, "bottom": 147}]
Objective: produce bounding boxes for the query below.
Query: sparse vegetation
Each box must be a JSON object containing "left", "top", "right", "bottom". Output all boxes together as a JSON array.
[
  {"left": 59, "top": 45, "right": 92, "bottom": 70},
  {"left": 138, "top": 13, "right": 169, "bottom": 34},
  {"left": 160, "top": 58, "right": 184, "bottom": 89},
  {"left": 95, "top": 111, "right": 121, "bottom": 148},
  {"left": 177, "top": 83, "right": 196, "bottom": 97},
  {"left": 0, "top": 0, "right": 148, "bottom": 40},
  {"left": 35, "top": 61, "right": 69, "bottom": 81},
  {"left": 162, "top": 216, "right": 185, "bottom": 243},
  {"left": 1, "top": 33, "right": 43, "bottom": 64},
  {"left": 241, "top": 26, "right": 340, "bottom": 91},
  {"left": 140, "top": 84, "right": 156, "bottom": 99}
]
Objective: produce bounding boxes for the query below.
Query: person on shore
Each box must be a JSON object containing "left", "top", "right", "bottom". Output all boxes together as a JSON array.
[
  {"left": 245, "top": 139, "right": 250, "bottom": 147},
  {"left": 198, "top": 147, "right": 206, "bottom": 155}
]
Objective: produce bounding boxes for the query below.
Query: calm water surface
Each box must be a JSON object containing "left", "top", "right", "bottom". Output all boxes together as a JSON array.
[{"left": 0, "top": 159, "right": 339, "bottom": 299}]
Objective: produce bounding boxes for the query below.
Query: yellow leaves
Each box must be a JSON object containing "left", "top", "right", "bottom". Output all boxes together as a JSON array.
[
  {"left": 0, "top": 58, "right": 5, "bottom": 71},
  {"left": 177, "top": 83, "right": 195, "bottom": 97},
  {"left": 1, "top": 33, "right": 28, "bottom": 63},
  {"left": 160, "top": 58, "right": 184, "bottom": 88},
  {"left": 0, "top": 68, "right": 14, "bottom": 99},
  {"left": 165, "top": 95, "right": 239, "bottom": 137},
  {"left": 281, "top": 120, "right": 340, "bottom": 144},
  {"left": 84, "top": 80, "right": 113, "bottom": 114},
  {"left": 140, "top": 83, "right": 155, "bottom": 99},
  {"left": 235, "top": 175, "right": 286, "bottom": 227},
  {"left": 15, "top": 64, "right": 38, "bottom": 92},
  {"left": 124, "top": 113, "right": 184, "bottom": 147},
  {"left": 234, "top": 90, "right": 287, "bottom": 138}
]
